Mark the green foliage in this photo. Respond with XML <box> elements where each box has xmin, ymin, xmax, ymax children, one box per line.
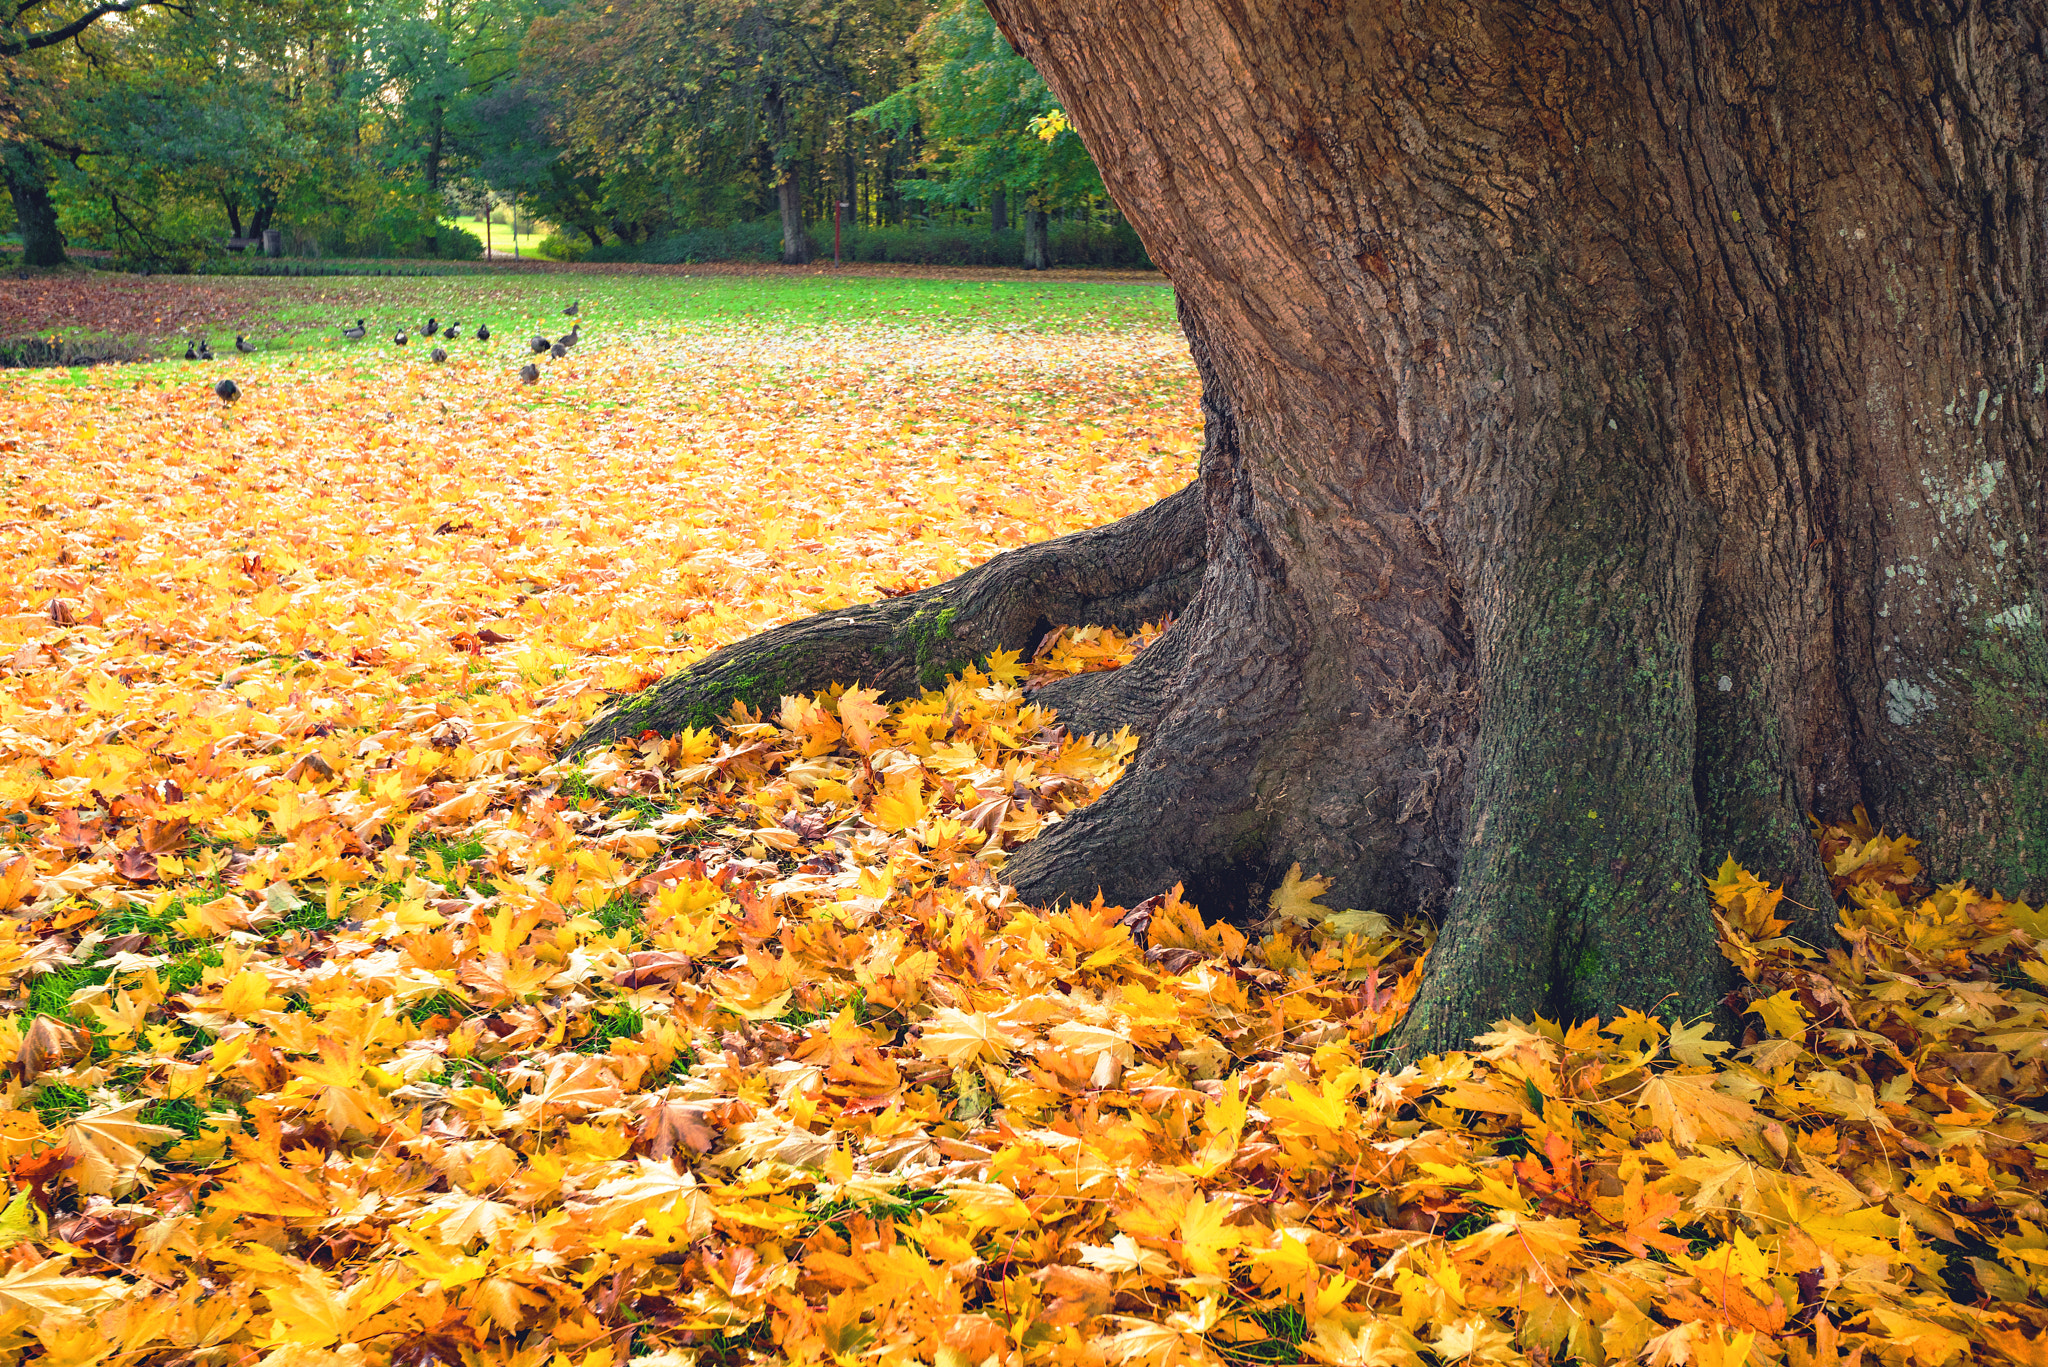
<box><xmin>860</xmin><ymin>0</ymin><xmax>1104</xmax><ymax>214</ymax></box>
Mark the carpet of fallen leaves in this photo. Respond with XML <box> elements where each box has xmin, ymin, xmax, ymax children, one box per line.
<box><xmin>4</xmin><ymin>315</ymin><xmax>2048</xmax><ymax>1366</ymax></box>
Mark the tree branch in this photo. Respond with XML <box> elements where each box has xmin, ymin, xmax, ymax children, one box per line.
<box><xmin>0</xmin><ymin>0</ymin><xmax>154</xmax><ymax>55</ymax></box>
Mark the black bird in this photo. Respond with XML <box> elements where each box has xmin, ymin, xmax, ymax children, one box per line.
<box><xmin>518</xmin><ymin>362</ymin><xmax>540</xmax><ymax>384</ymax></box>
<box><xmin>184</xmin><ymin>342</ymin><xmax>198</xmax><ymax>361</ymax></box>
<box><xmin>529</xmin><ymin>335</ymin><xmax>550</xmax><ymax>355</ymax></box>
<box><xmin>563</xmin><ymin>299</ymin><xmax>580</xmax><ymax>317</ymax></box>
<box><xmin>395</xmin><ymin>330</ymin><xmax>409</xmax><ymax>347</ymax></box>
<box><xmin>475</xmin><ymin>323</ymin><xmax>490</xmax><ymax>342</ymax></box>
<box><xmin>442</xmin><ymin>323</ymin><xmax>459</xmax><ymax>340</ymax></box>
<box><xmin>549</xmin><ymin>341</ymin><xmax>569</xmax><ymax>360</ymax></box>
<box><xmin>424</xmin><ymin>317</ymin><xmax>438</xmax><ymax>337</ymax></box>
<box><xmin>431</xmin><ymin>346</ymin><xmax>448</xmax><ymax>363</ymax></box>
<box><xmin>560</xmin><ymin>325</ymin><xmax>580</xmax><ymax>348</ymax></box>
<box><xmin>214</xmin><ymin>378</ymin><xmax>239</xmax><ymax>403</ymax></box>
<box><xmin>342</xmin><ymin>319</ymin><xmax>367</xmax><ymax>341</ymax></box>
<box><xmin>197</xmin><ymin>338</ymin><xmax>214</xmax><ymax>360</ymax></box>
<box><xmin>235</xmin><ymin>334</ymin><xmax>256</xmax><ymax>353</ymax></box>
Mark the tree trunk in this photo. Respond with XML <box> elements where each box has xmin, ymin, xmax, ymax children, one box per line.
<box><xmin>777</xmin><ymin>171</ymin><xmax>813</xmax><ymax>265</ymax></box>
<box><xmin>991</xmin><ymin>188</ymin><xmax>1008</xmax><ymax>233</ymax></box>
<box><xmin>1021</xmin><ymin>205</ymin><xmax>1048</xmax><ymax>269</ymax></box>
<box><xmin>2</xmin><ymin>142</ymin><xmax>66</xmax><ymax>268</ymax></box>
<box><xmin>764</xmin><ymin>84</ymin><xmax>812</xmax><ymax>266</ymax></box>
<box><xmin>598</xmin><ymin>1</ymin><xmax>2048</xmax><ymax>1058</ymax></box>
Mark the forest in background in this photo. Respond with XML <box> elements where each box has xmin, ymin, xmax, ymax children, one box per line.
<box><xmin>0</xmin><ymin>0</ymin><xmax>1149</xmax><ymax>271</ymax></box>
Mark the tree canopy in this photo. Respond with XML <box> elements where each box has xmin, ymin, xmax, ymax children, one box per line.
<box><xmin>0</xmin><ymin>0</ymin><xmax>1141</xmax><ymax>268</ymax></box>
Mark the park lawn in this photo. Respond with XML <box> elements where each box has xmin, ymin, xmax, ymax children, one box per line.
<box><xmin>0</xmin><ymin>276</ymin><xmax>2044</xmax><ymax>1363</ymax></box>
<box><xmin>0</xmin><ymin>266</ymin><xmax>1178</xmax><ymax>366</ymax></box>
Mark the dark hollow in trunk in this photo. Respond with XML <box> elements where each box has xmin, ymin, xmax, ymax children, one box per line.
<box><xmin>2</xmin><ymin>143</ymin><xmax>66</xmax><ymax>268</ymax></box>
<box><xmin>1021</xmin><ymin>207</ymin><xmax>1049</xmax><ymax>270</ymax></box>
<box><xmin>584</xmin><ymin>1</ymin><xmax>2048</xmax><ymax>1059</ymax></box>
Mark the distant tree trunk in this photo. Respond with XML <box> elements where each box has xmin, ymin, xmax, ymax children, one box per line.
<box><xmin>424</xmin><ymin>105</ymin><xmax>444</xmax><ymax>256</ymax></box>
<box><xmin>1021</xmin><ymin>203</ymin><xmax>1048</xmax><ymax>269</ymax></box>
<box><xmin>222</xmin><ymin>192</ymin><xmax>245</xmax><ymax>240</ymax></box>
<box><xmin>777</xmin><ymin>171</ymin><xmax>814</xmax><ymax>264</ymax></box>
<box><xmin>762</xmin><ymin>84</ymin><xmax>812</xmax><ymax>265</ymax></box>
<box><xmin>2</xmin><ymin>142</ymin><xmax>66</xmax><ymax>267</ymax></box>
<box><xmin>249</xmin><ymin>186</ymin><xmax>278</xmax><ymax>239</ymax></box>
<box><xmin>991</xmin><ymin>188</ymin><xmax>1008</xmax><ymax>233</ymax></box>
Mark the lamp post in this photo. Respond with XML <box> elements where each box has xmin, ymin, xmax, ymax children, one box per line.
<box><xmin>835</xmin><ymin>201</ymin><xmax>849</xmax><ymax>266</ymax></box>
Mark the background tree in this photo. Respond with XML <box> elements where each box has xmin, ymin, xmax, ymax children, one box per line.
<box><xmin>582</xmin><ymin>0</ymin><xmax>2048</xmax><ymax>1057</ymax></box>
<box><xmin>859</xmin><ymin>0</ymin><xmax>1100</xmax><ymax>268</ymax></box>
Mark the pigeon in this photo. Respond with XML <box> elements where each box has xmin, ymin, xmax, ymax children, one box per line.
<box><xmin>519</xmin><ymin>362</ymin><xmax>540</xmax><ymax>384</ymax></box>
<box><xmin>342</xmin><ymin>319</ymin><xmax>367</xmax><ymax>341</ymax></box>
<box><xmin>442</xmin><ymin>323</ymin><xmax>458</xmax><ymax>340</ymax></box>
<box><xmin>184</xmin><ymin>342</ymin><xmax>197</xmax><ymax>361</ymax></box>
<box><xmin>563</xmin><ymin>299</ymin><xmax>580</xmax><ymax>317</ymax></box>
<box><xmin>214</xmin><ymin>378</ymin><xmax>239</xmax><ymax>403</ymax></box>
<box><xmin>529</xmin><ymin>335</ymin><xmax>550</xmax><ymax>355</ymax></box>
<box><xmin>550</xmin><ymin>341</ymin><xmax>569</xmax><ymax>359</ymax></box>
<box><xmin>235</xmin><ymin>334</ymin><xmax>256</xmax><ymax>353</ymax></box>
<box><xmin>475</xmin><ymin>323</ymin><xmax>490</xmax><ymax>341</ymax></box>
<box><xmin>394</xmin><ymin>330</ymin><xmax>409</xmax><ymax>346</ymax></box>
<box><xmin>423</xmin><ymin>317</ymin><xmax>438</xmax><ymax>337</ymax></box>
<box><xmin>431</xmin><ymin>346</ymin><xmax>448</xmax><ymax>363</ymax></box>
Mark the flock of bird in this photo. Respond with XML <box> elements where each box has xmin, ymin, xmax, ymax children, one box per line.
<box><xmin>192</xmin><ymin>298</ymin><xmax>585</xmax><ymax>403</ymax></box>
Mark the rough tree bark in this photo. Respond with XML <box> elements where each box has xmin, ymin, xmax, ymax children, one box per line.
<box><xmin>583</xmin><ymin>1</ymin><xmax>2048</xmax><ymax>1057</ymax></box>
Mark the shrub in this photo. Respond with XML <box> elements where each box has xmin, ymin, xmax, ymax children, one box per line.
<box><xmin>537</xmin><ymin>232</ymin><xmax>590</xmax><ymax>263</ymax></box>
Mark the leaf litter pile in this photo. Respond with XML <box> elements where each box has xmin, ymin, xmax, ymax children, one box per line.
<box><xmin>3</xmin><ymin>314</ymin><xmax>2048</xmax><ymax>1365</ymax></box>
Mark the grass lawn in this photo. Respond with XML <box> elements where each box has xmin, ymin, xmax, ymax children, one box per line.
<box><xmin>0</xmin><ymin>265</ymin><xmax>1179</xmax><ymax>367</ymax></box>
<box><xmin>447</xmin><ymin>213</ymin><xmax>552</xmax><ymax>258</ymax></box>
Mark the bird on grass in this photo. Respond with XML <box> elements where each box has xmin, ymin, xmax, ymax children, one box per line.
<box><xmin>424</xmin><ymin>316</ymin><xmax>438</xmax><ymax>337</ymax></box>
<box><xmin>563</xmin><ymin>299</ymin><xmax>580</xmax><ymax>317</ymax></box>
<box><xmin>549</xmin><ymin>340</ymin><xmax>569</xmax><ymax>360</ymax></box>
<box><xmin>183</xmin><ymin>341</ymin><xmax>198</xmax><ymax>361</ymax></box>
<box><xmin>529</xmin><ymin>334</ymin><xmax>550</xmax><ymax>355</ymax></box>
<box><xmin>475</xmin><ymin>323</ymin><xmax>490</xmax><ymax>342</ymax></box>
<box><xmin>442</xmin><ymin>322</ymin><xmax>459</xmax><ymax>340</ymax></box>
<box><xmin>214</xmin><ymin>378</ymin><xmax>239</xmax><ymax>403</ymax></box>
<box><xmin>560</xmin><ymin>324</ymin><xmax>580</xmax><ymax>348</ymax></box>
<box><xmin>519</xmin><ymin>362</ymin><xmax>540</xmax><ymax>384</ymax></box>
<box><xmin>394</xmin><ymin>329</ymin><xmax>409</xmax><ymax>347</ymax></box>
<box><xmin>431</xmin><ymin>346</ymin><xmax>448</xmax><ymax>363</ymax></box>
<box><xmin>235</xmin><ymin>334</ymin><xmax>256</xmax><ymax>353</ymax></box>
<box><xmin>196</xmin><ymin>338</ymin><xmax>214</xmax><ymax>360</ymax></box>
<box><xmin>342</xmin><ymin>319</ymin><xmax>367</xmax><ymax>341</ymax></box>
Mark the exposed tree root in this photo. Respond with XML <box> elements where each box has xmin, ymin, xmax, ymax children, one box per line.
<box><xmin>571</xmin><ymin>481</ymin><xmax>1205</xmax><ymax>755</ymax></box>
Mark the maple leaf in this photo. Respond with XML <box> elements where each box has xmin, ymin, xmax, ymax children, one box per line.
<box><xmin>916</xmin><ymin>1008</ymin><xmax>1027</xmax><ymax>1066</ymax></box>
<box><xmin>0</xmin><ymin>1259</ymin><xmax>122</xmax><ymax>1316</ymax></box>
<box><xmin>63</xmin><ymin>1099</ymin><xmax>180</xmax><ymax>1197</ymax></box>
<box><xmin>836</xmin><ymin>686</ymin><xmax>889</xmax><ymax>754</ymax></box>
<box><xmin>1268</xmin><ymin>863</ymin><xmax>1334</xmax><ymax>922</ymax></box>
<box><xmin>1640</xmin><ymin>1072</ymin><xmax>1764</xmax><ymax>1152</ymax></box>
